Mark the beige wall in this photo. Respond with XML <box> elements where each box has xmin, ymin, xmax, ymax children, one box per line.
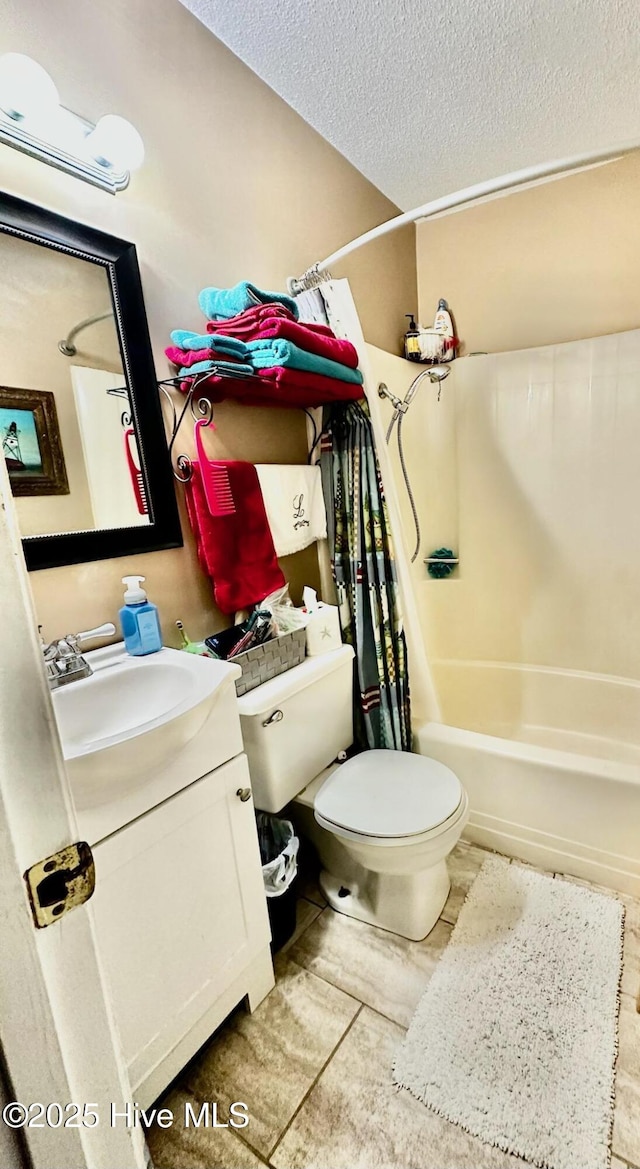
<box><xmin>0</xmin><ymin>234</ymin><xmax>122</xmax><ymax>535</ymax></box>
<box><xmin>0</xmin><ymin>0</ymin><xmax>416</xmax><ymax>643</ymax></box>
<box><xmin>417</xmin><ymin>153</ymin><xmax>640</xmax><ymax>354</ymax></box>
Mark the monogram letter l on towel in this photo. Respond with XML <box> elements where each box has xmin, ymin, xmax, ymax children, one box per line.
<box><xmin>255</xmin><ymin>464</ymin><xmax>327</xmax><ymax>557</ymax></box>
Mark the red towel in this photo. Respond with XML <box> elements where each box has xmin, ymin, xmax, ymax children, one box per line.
<box><xmin>205</xmin><ymin>303</ymin><xmax>294</xmax><ymax>335</ymax></box>
<box><xmin>205</xmin><ymin>303</ymin><xmax>335</xmax><ymax>339</ymax></box>
<box><xmin>179</xmin><ymin>367</ymin><xmax>364</xmax><ymax>408</ymax></box>
<box><xmin>252</xmin><ymin>318</ymin><xmax>359</xmax><ymax>368</ymax></box>
<box><xmin>184</xmin><ymin>461</ymin><xmax>285</xmax><ymax>614</ymax></box>
<box><xmin>256</xmin><ymin>366</ymin><xmax>364</xmax><ymax>403</ymax></box>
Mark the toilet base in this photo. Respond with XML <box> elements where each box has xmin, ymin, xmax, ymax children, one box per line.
<box><xmin>319</xmin><ymin>859</ymin><xmax>450</xmax><ymax>941</ymax></box>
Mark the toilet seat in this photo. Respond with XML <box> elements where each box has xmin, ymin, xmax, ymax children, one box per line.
<box><xmin>313</xmin><ymin>749</ymin><xmax>463</xmax><ymax>845</ymax></box>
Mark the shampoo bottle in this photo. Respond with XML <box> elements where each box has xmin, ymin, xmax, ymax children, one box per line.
<box><xmin>433</xmin><ymin>298</ymin><xmax>458</xmax><ymax>361</ymax></box>
<box><xmin>119</xmin><ymin>576</ymin><xmax>162</xmax><ymax>656</ymax></box>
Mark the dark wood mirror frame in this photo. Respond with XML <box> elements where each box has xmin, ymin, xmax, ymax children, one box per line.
<box><xmin>0</xmin><ymin>192</ymin><xmax>183</xmax><ymax>571</ymax></box>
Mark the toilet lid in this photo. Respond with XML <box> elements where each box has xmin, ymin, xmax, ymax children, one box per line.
<box><xmin>314</xmin><ymin>750</ymin><xmax>462</xmax><ymax>839</ymax></box>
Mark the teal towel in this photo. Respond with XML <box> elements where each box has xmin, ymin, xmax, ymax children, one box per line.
<box><xmin>170</xmin><ymin>330</ymin><xmax>248</xmax><ymax>357</ymax></box>
<box><xmin>246</xmin><ymin>338</ymin><xmax>363</xmax><ymax>385</ymax></box>
<box><xmin>198</xmin><ymin>281</ymin><xmax>299</xmax><ymax>321</ymax></box>
<box><xmin>178</xmin><ymin>359</ymin><xmax>254</xmax><ymax>377</ymax></box>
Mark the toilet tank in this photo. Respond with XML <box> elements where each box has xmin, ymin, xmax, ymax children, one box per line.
<box><xmin>237</xmin><ymin>645</ymin><xmax>354</xmax><ymax>812</ymax></box>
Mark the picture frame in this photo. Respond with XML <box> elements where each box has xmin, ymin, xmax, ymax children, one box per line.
<box><xmin>0</xmin><ymin>386</ymin><xmax>69</xmax><ymax>497</ymax></box>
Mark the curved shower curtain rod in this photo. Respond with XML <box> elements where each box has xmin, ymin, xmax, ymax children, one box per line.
<box><xmin>287</xmin><ymin>140</ymin><xmax>640</xmax><ymax>294</ymax></box>
<box><xmin>58</xmin><ymin>309</ymin><xmax>114</xmax><ymax>356</ymax></box>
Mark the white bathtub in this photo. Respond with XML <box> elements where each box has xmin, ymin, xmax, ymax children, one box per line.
<box><xmin>415</xmin><ymin>660</ymin><xmax>640</xmax><ymax>896</ymax></box>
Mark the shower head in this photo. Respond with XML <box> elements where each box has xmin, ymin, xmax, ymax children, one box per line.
<box><xmin>379</xmin><ymin>363</ymin><xmax>453</xmax><ymax>419</ymax></box>
<box><xmin>426</xmin><ymin>364</ymin><xmax>451</xmax><ymax>384</ymax></box>
<box><xmin>404</xmin><ymin>363</ymin><xmax>451</xmax><ymax>407</ymax></box>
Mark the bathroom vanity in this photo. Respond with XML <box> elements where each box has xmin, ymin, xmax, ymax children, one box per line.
<box><xmin>54</xmin><ymin>644</ymin><xmax>274</xmax><ymax>1108</ymax></box>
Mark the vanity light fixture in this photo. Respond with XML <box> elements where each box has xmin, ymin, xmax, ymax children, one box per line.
<box><xmin>0</xmin><ymin>53</ymin><xmax>144</xmax><ymax>194</ymax></box>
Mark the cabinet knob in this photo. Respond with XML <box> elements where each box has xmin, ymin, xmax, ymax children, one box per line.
<box><xmin>236</xmin><ymin>787</ymin><xmax>252</xmax><ymax>802</ymax></box>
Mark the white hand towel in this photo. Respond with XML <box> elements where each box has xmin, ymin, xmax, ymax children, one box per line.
<box><xmin>255</xmin><ymin>464</ymin><xmax>327</xmax><ymax>557</ymax></box>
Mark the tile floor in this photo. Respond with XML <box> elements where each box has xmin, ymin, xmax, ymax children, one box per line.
<box><xmin>148</xmin><ymin>841</ymin><xmax>640</xmax><ymax>1169</ymax></box>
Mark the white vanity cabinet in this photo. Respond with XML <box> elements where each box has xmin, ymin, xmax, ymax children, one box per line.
<box><xmin>92</xmin><ymin>752</ymin><xmax>274</xmax><ymax>1108</ymax></box>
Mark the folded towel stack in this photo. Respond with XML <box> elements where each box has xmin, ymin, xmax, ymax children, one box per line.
<box><xmin>166</xmin><ymin>280</ymin><xmax>364</xmax><ymax>408</ymax></box>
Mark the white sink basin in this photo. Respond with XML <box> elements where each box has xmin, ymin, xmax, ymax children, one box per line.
<box><xmin>52</xmin><ymin>644</ymin><xmax>242</xmax><ymax>817</ymax></box>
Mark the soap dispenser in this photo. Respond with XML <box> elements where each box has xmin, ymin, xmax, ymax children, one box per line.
<box><xmin>403</xmin><ymin>314</ymin><xmax>422</xmax><ymax>362</ymax></box>
<box><xmin>119</xmin><ymin>576</ymin><xmax>162</xmax><ymax>656</ymax></box>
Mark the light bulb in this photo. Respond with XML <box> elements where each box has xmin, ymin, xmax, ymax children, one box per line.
<box><xmin>84</xmin><ymin>114</ymin><xmax>144</xmax><ymax>173</ymax></box>
<box><xmin>0</xmin><ymin>53</ymin><xmax>59</xmax><ymax>121</ymax></box>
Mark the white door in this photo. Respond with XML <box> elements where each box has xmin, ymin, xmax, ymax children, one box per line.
<box><xmin>0</xmin><ymin>456</ymin><xmax>148</xmax><ymax>1169</ymax></box>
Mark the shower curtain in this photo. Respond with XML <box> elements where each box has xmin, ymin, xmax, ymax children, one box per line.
<box><xmin>320</xmin><ymin>399</ymin><xmax>411</xmax><ymax>751</ymax></box>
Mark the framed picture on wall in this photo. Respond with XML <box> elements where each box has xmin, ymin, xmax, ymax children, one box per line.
<box><xmin>0</xmin><ymin>386</ymin><xmax>69</xmax><ymax>497</ymax></box>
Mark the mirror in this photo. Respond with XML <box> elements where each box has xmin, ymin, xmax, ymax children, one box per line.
<box><xmin>0</xmin><ymin>192</ymin><xmax>182</xmax><ymax>570</ymax></box>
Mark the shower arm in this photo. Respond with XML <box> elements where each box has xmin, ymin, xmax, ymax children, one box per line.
<box><xmin>58</xmin><ymin>310</ymin><xmax>114</xmax><ymax>356</ymax></box>
<box><xmin>287</xmin><ymin>141</ymin><xmax>638</xmax><ymax>292</ymax></box>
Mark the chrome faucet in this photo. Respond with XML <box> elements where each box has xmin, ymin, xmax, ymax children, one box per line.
<box><xmin>41</xmin><ymin>623</ymin><xmax>116</xmax><ymax>690</ymax></box>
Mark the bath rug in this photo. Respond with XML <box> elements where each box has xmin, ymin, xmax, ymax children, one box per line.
<box><xmin>393</xmin><ymin>856</ymin><xmax>624</xmax><ymax>1169</ymax></box>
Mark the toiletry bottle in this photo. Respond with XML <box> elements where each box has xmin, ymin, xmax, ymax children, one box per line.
<box><xmin>119</xmin><ymin>576</ymin><xmax>162</xmax><ymax>656</ymax></box>
<box><xmin>433</xmin><ymin>299</ymin><xmax>458</xmax><ymax>361</ymax></box>
<box><xmin>404</xmin><ymin>314</ymin><xmax>422</xmax><ymax>362</ymax></box>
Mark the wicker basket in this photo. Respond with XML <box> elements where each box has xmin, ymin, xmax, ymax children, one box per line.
<box><xmin>233</xmin><ymin>627</ymin><xmax>306</xmax><ymax>696</ymax></box>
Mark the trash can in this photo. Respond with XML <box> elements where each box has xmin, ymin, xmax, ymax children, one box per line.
<box><xmin>256</xmin><ymin>813</ymin><xmax>300</xmax><ymax>953</ymax></box>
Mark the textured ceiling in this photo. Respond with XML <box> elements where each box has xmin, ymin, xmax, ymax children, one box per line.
<box><xmin>179</xmin><ymin>0</ymin><xmax>640</xmax><ymax>211</ymax></box>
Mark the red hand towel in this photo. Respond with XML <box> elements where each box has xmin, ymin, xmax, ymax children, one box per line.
<box><xmin>253</xmin><ymin>318</ymin><xmax>359</xmax><ymax>368</ymax></box>
<box><xmin>184</xmin><ymin>461</ymin><xmax>285</xmax><ymax>614</ymax></box>
<box><xmin>205</xmin><ymin>304</ymin><xmax>295</xmax><ymax>335</ymax></box>
<box><xmin>205</xmin><ymin>304</ymin><xmax>335</xmax><ymax>339</ymax></box>
<box><xmin>256</xmin><ymin>365</ymin><xmax>365</xmax><ymax>403</ymax></box>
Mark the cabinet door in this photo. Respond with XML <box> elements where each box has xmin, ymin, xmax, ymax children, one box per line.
<box><xmin>92</xmin><ymin>754</ymin><xmax>271</xmax><ymax>1099</ymax></box>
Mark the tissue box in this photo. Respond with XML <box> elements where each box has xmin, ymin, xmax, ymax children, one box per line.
<box><xmin>305</xmin><ymin>603</ymin><xmax>342</xmax><ymax>656</ymax></box>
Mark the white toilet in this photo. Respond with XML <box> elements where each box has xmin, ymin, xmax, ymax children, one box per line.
<box><xmin>237</xmin><ymin>644</ymin><xmax>469</xmax><ymax>940</ymax></box>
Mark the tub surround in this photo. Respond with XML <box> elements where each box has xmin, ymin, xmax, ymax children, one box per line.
<box><xmin>422</xmin><ymin>650</ymin><xmax>640</xmax><ymax>899</ymax></box>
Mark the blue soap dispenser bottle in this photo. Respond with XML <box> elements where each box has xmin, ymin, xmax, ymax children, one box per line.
<box><xmin>119</xmin><ymin>575</ymin><xmax>162</xmax><ymax>656</ymax></box>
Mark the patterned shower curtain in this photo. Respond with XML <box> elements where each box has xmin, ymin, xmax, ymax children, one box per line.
<box><xmin>320</xmin><ymin>399</ymin><xmax>411</xmax><ymax>751</ymax></box>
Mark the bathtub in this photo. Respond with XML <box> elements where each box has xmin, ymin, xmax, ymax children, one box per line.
<box><xmin>415</xmin><ymin>660</ymin><xmax>640</xmax><ymax>896</ymax></box>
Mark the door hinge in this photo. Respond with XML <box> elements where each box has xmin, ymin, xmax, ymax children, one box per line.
<box><xmin>24</xmin><ymin>841</ymin><xmax>95</xmax><ymax>929</ymax></box>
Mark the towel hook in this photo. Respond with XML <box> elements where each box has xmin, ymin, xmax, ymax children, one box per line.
<box><xmin>162</xmin><ymin>358</ymin><xmax>268</xmax><ymax>480</ymax></box>
<box><xmin>105</xmin><ymin>362</ymin><xmax>265</xmax><ymax>485</ymax></box>
<box><xmin>161</xmin><ymin>369</ymin><xmax>218</xmax><ymax>483</ymax></box>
